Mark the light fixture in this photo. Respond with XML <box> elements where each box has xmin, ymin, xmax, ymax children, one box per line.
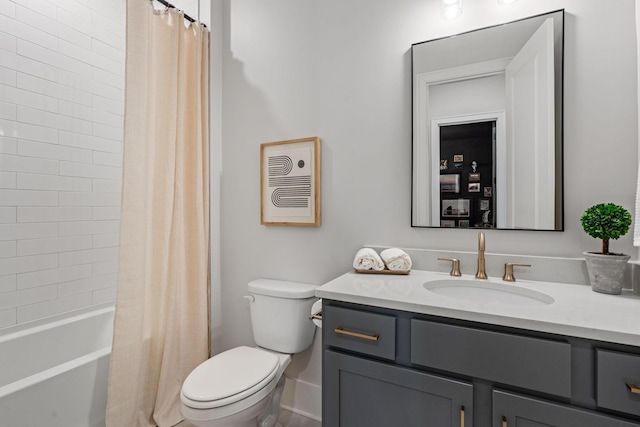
<box><xmin>440</xmin><ymin>0</ymin><xmax>462</xmax><ymax>20</ymax></box>
<box><xmin>497</xmin><ymin>0</ymin><xmax>519</xmax><ymax>4</ymax></box>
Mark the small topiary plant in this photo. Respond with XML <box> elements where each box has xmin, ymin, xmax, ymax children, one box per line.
<box><xmin>580</xmin><ymin>203</ymin><xmax>632</xmax><ymax>255</ymax></box>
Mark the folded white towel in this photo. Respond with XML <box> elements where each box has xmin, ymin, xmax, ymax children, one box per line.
<box><xmin>353</xmin><ymin>248</ymin><xmax>385</xmax><ymax>271</ymax></box>
<box><xmin>380</xmin><ymin>248</ymin><xmax>412</xmax><ymax>271</ymax></box>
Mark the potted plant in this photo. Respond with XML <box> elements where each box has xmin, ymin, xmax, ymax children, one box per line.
<box><xmin>580</xmin><ymin>203</ymin><xmax>632</xmax><ymax>294</ymax></box>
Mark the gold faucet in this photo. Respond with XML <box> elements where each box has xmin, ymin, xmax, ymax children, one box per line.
<box><xmin>503</xmin><ymin>263</ymin><xmax>531</xmax><ymax>282</ymax></box>
<box><xmin>438</xmin><ymin>257</ymin><xmax>462</xmax><ymax>277</ymax></box>
<box><xmin>475</xmin><ymin>232</ymin><xmax>488</xmax><ymax>279</ymax></box>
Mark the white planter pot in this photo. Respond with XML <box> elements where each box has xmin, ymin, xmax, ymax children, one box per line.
<box><xmin>583</xmin><ymin>251</ymin><xmax>630</xmax><ymax>295</ymax></box>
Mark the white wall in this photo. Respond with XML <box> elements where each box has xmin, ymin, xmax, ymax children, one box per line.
<box><xmin>218</xmin><ymin>0</ymin><xmax>638</xmax><ymax>419</ymax></box>
<box><xmin>0</xmin><ymin>0</ymin><xmax>124</xmax><ymax>328</ymax></box>
<box><xmin>429</xmin><ymin>74</ymin><xmax>506</xmax><ymax>118</ymax></box>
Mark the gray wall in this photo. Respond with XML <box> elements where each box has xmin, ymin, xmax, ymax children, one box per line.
<box><xmin>216</xmin><ymin>0</ymin><xmax>638</xmax><ymax>417</ymax></box>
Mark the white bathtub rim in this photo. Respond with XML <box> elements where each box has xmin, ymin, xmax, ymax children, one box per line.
<box><xmin>0</xmin><ymin>346</ymin><xmax>111</xmax><ymax>399</ymax></box>
<box><xmin>0</xmin><ymin>303</ymin><xmax>115</xmax><ymax>342</ymax></box>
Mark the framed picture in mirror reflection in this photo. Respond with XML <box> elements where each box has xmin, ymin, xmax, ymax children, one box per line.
<box><xmin>440</xmin><ymin>174</ymin><xmax>460</xmax><ymax>193</ymax></box>
<box><xmin>442</xmin><ymin>199</ymin><xmax>470</xmax><ymax>218</ymax></box>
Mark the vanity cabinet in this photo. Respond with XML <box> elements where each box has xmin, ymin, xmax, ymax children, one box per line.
<box><xmin>324</xmin><ymin>350</ymin><xmax>472</xmax><ymax>426</ymax></box>
<box><xmin>596</xmin><ymin>349</ymin><xmax>640</xmax><ymax>418</ymax></box>
<box><xmin>322</xmin><ymin>300</ymin><xmax>640</xmax><ymax>427</ymax></box>
<box><xmin>493</xmin><ymin>390</ymin><xmax>640</xmax><ymax>427</ymax></box>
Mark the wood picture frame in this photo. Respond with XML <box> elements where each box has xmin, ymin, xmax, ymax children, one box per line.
<box><xmin>260</xmin><ymin>137</ymin><xmax>321</xmax><ymax>226</ymax></box>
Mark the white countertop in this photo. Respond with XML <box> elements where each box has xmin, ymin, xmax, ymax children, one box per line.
<box><xmin>315</xmin><ymin>270</ymin><xmax>640</xmax><ymax>347</ymax></box>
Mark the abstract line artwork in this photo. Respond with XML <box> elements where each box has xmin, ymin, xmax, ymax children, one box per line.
<box><xmin>261</xmin><ymin>137</ymin><xmax>321</xmax><ymax>226</ymax></box>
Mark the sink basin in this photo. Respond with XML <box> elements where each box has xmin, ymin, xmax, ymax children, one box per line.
<box><xmin>423</xmin><ymin>279</ymin><xmax>554</xmax><ymax>307</ymax></box>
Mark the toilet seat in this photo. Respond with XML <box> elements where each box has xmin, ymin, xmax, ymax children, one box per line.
<box><xmin>181</xmin><ymin>346</ymin><xmax>279</xmax><ymax>410</ymax></box>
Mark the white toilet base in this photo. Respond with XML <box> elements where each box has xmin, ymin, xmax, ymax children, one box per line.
<box><xmin>257</xmin><ymin>376</ymin><xmax>285</xmax><ymax>427</ymax></box>
<box><xmin>182</xmin><ymin>358</ymin><xmax>289</xmax><ymax>427</ymax></box>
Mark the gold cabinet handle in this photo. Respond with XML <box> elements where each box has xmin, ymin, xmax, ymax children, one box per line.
<box><xmin>334</xmin><ymin>327</ymin><xmax>379</xmax><ymax>341</ymax></box>
<box><xmin>626</xmin><ymin>383</ymin><xmax>640</xmax><ymax>394</ymax></box>
<box><xmin>460</xmin><ymin>406</ymin><xmax>465</xmax><ymax>427</ymax></box>
<box><xmin>502</xmin><ymin>416</ymin><xmax>507</xmax><ymax>427</ymax></box>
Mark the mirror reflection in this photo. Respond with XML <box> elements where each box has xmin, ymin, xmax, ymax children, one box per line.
<box><xmin>411</xmin><ymin>10</ymin><xmax>564</xmax><ymax>230</ymax></box>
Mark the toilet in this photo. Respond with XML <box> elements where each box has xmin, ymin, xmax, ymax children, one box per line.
<box><xmin>181</xmin><ymin>279</ymin><xmax>318</xmax><ymax>427</ymax></box>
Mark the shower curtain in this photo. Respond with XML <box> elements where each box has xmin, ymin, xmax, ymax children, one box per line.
<box><xmin>106</xmin><ymin>1</ymin><xmax>210</xmax><ymax>426</ymax></box>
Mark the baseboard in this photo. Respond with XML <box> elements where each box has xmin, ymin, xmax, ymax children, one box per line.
<box><xmin>280</xmin><ymin>376</ymin><xmax>322</xmax><ymax>422</ymax></box>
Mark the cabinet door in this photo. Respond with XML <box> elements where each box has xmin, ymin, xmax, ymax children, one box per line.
<box><xmin>324</xmin><ymin>350</ymin><xmax>472</xmax><ymax>427</ymax></box>
<box><xmin>494</xmin><ymin>390</ymin><xmax>640</xmax><ymax>427</ymax></box>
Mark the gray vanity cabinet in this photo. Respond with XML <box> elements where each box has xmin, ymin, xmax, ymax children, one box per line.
<box><xmin>322</xmin><ymin>300</ymin><xmax>640</xmax><ymax>427</ymax></box>
<box><xmin>322</xmin><ymin>303</ymin><xmax>472</xmax><ymax>426</ymax></box>
<box><xmin>494</xmin><ymin>390</ymin><xmax>640</xmax><ymax>427</ymax></box>
<box><xmin>324</xmin><ymin>350</ymin><xmax>472</xmax><ymax>426</ymax></box>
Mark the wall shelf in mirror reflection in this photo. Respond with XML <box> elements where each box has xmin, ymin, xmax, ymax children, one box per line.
<box><xmin>411</xmin><ymin>10</ymin><xmax>564</xmax><ymax>231</ymax></box>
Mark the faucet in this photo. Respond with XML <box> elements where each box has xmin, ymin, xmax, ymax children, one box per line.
<box><xmin>475</xmin><ymin>232</ymin><xmax>488</xmax><ymax>279</ymax></box>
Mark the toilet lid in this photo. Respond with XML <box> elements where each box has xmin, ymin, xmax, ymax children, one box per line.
<box><xmin>182</xmin><ymin>346</ymin><xmax>279</xmax><ymax>405</ymax></box>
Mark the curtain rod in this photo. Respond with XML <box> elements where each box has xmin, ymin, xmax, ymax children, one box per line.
<box><xmin>154</xmin><ymin>0</ymin><xmax>205</xmax><ymax>26</ymax></box>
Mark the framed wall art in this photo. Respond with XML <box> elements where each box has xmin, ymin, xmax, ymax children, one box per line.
<box><xmin>260</xmin><ymin>137</ymin><xmax>321</xmax><ymax>226</ymax></box>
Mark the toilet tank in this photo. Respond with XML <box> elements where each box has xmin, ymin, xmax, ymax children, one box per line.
<box><xmin>248</xmin><ymin>279</ymin><xmax>318</xmax><ymax>354</ymax></box>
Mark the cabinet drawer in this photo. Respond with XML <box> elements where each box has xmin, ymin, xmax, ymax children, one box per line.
<box><xmin>494</xmin><ymin>390</ymin><xmax>640</xmax><ymax>427</ymax></box>
<box><xmin>596</xmin><ymin>349</ymin><xmax>640</xmax><ymax>417</ymax></box>
<box><xmin>323</xmin><ymin>305</ymin><xmax>396</xmax><ymax>360</ymax></box>
<box><xmin>411</xmin><ymin>319</ymin><xmax>571</xmax><ymax>398</ymax></box>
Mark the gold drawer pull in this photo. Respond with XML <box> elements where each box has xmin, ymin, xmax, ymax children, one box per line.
<box><xmin>460</xmin><ymin>406</ymin><xmax>465</xmax><ymax>427</ymax></box>
<box><xmin>502</xmin><ymin>416</ymin><xmax>507</xmax><ymax>427</ymax></box>
<box><xmin>334</xmin><ymin>327</ymin><xmax>379</xmax><ymax>341</ymax></box>
<box><xmin>626</xmin><ymin>383</ymin><xmax>640</xmax><ymax>394</ymax></box>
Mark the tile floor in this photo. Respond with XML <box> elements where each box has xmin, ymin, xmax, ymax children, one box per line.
<box><xmin>176</xmin><ymin>409</ymin><xmax>321</xmax><ymax>427</ymax></box>
<box><xmin>278</xmin><ymin>409</ymin><xmax>322</xmax><ymax>427</ymax></box>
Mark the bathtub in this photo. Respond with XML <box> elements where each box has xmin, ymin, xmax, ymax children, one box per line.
<box><xmin>0</xmin><ymin>305</ymin><xmax>115</xmax><ymax>427</ymax></box>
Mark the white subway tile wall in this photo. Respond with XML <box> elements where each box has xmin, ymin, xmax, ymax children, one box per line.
<box><xmin>0</xmin><ymin>0</ymin><xmax>124</xmax><ymax>328</ymax></box>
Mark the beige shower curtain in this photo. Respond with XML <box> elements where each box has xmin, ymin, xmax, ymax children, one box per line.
<box><xmin>106</xmin><ymin>1</ymin><xmax>210</xmax><ymax>426</ymax></box>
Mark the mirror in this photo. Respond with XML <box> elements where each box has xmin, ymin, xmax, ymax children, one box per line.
<box><xmin>412</xmin><ymin>10</ymin><xmax>564</xmax><ymax>230</ymax></box>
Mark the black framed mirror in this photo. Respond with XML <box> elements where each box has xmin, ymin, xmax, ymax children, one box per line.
<box><xmin>411</xmin><ymin>10</ymin><xmax>564</xmax><ymax>230</ymax></box>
